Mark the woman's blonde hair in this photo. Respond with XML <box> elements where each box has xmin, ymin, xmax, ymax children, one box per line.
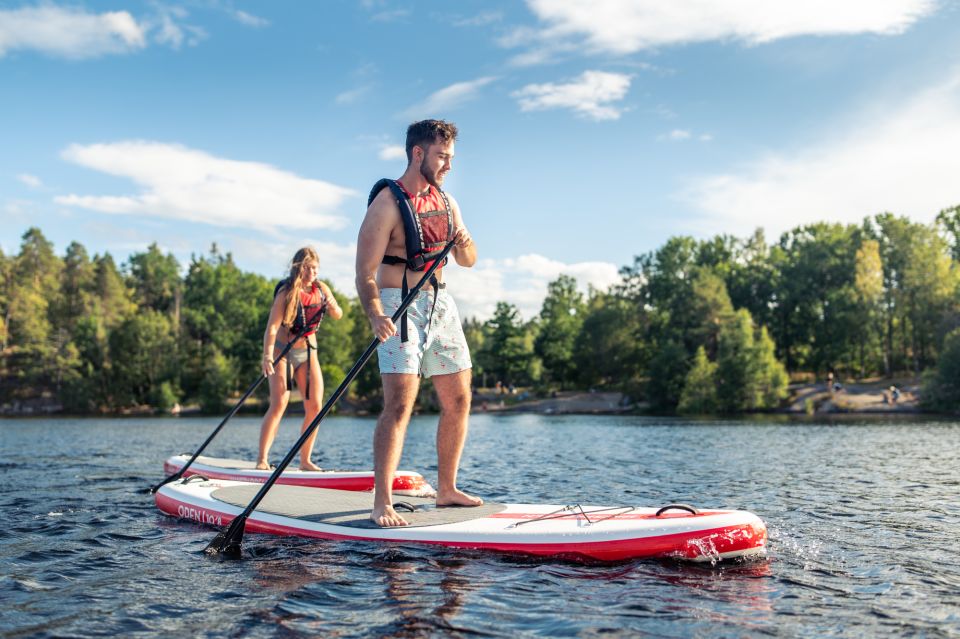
<box><xmin>282</xmin><ymin>247</ymin><xmax>319</xmax><ymax>327</ymax></box>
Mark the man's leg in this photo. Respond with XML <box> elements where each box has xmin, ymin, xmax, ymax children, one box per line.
<box><xmin>431</xmin><ymin>369</ymin><xmax>483</xmax><ymax>507</ymax></box>
<box><xmin>371</xmin><ymin>373</ymin><xmax>420</xmax><ymax>526</ymax></box>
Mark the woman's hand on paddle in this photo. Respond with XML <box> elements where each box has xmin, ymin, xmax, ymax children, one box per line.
<box><xmin>370</xmin><ymin>314</ymin><xmax>397</xmax><ymax>342</ymax></box>
<box><xmin>262</xmin><ymin>354</ymin><xmax>275</xmax><ymax>377</ymax></box>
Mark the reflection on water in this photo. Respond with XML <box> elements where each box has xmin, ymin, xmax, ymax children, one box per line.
<box><xmin>1</xmin><ymin>414</ymin><xmax>959</xmax><ymax>637</ymax></box>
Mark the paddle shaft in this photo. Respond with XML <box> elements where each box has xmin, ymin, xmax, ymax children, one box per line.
<box><xmin>204</xmin><ymin>242</ymin><xmax>455</xmax><ymax>557</ymax></box>
<box><xmin>149</xmin><ymin>303</ymin><xmax>327</xmax><ymax>494</ymax></box>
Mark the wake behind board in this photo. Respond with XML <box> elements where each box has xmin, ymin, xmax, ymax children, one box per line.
<box><xmin>155</xmin><ymin>478</ymin><xmax>767</xmax><ymax>562</ymax></box>
<box><xmin>163</xmin><ymin>454</ymin><xmax>434</xmax><ymax>497</ymax></box>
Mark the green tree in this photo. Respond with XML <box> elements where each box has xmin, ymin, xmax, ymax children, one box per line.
<box><xmin>773</xmin><ymin>223</ymin><xmax>860</xmax><ymax>373</ymax></box>
<box><xmin>479</xmin><ymin>302</ymin><xmax>532</xmax><ymax>385</ymax></box>
<box><xmin>716</xmin><ymin>310</ymin><xmax>788</xmax><ymax>412</ymax></box>
<box><xmin>936</xmin><ymin>204</ymin><xmax>960</xmax><ymax>262</ymax></box>
<box><xmin>921</xmin><ymin>327</ymin><xmax>960</xmax><ymax>411</ymax></box>
<box><xmin>853</xmin><ymin>239</ymin><xmax>885</xmax><ymax>377</ymax></box>
<box><xmin>462</xmin><ymin>317</ymin><xmax>487</xmax><ymax>386</ymax></box>
<box><xmin>900</xmin><ymin>225</ymin><xmax>957</xmax><ymax>371</ymax></box>
<box><xmin>198</xmin><ymin>345</ymin><xmax>235</xmax><ymax>414</ymax></box>
<box><xmin>677</xmin><ymin>346</ymin><xmax>719</xmax><ymax>415</ymax></box>
<box><xmin>573</xmin><ymin>290</ymin><xmax>642</xmax><ymax>390</ymax></box>
<box><xmin>127</xmin><ymin>243</ymin><xmax>182</xmax><ymax>315</ymax></box>
<box><xmin>92</xmin><ymin>253</ymin><xmax>136</xmax><ymax>329</ymax></box>
<box><xmin>687</xmin><ymin>267</ymin><xmax>735</xmax><ymax>359</ymax></box>
<box><xmin>645</xmin><ymin>339</ymin><xmax>689</xmax><ymax>412</ymax></box>
<box><xmin>109</xmin><ymin>309</ymin><xmax>180</xmax><ymax>408</ymax></box>
<box><xmin>60</xmin><ymin>315</ymin><xmax>110</xmax><ymax>412</ymax></box>
<box><xmin>0</xmin><ymin>246</ymin><xmax>9</xmax><ymax>349</ymax></box>
<box><xmin>726</xmin><ymin>229</ymin><xmax>779</xmax><ymax>331</ymax></box>
<box><xmin>345</xmin><ymin>298</ymin><xmax>382</xmax><ymax>403</ymax></box>
<box><xmin>181</xmin><ymin>246</ymin><xmax>273</xmax><ymax>403</ymax></box>
<box><xmin>57</xmin><ymin>241</ymin><xmax>96</xmax><ymax>331</ymax></box>
<box><xmin>3</xmin><ymin>229</ymin><xmax>63</xmax><ymax>394</ymax></box>
<box><xmin>535</xmin><ymin>275</ymin><xmax>585</xmax><ymax>388</ymax></box>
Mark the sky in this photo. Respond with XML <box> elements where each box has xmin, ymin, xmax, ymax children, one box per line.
<box><xmin>2</xmin><ymin>0</ymin><xmax>960</xmax><ymax>320</ymax></box>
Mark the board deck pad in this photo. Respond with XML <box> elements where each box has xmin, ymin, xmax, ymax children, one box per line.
<box><xmin>187</xmin><ymin>455</ymin><xmax>352</xmax><ymax>472</ymax></box>
<box><xmin>212</xmin><ymin>483</ymin><xmax>508</xmax><ymax>529</ymax></box>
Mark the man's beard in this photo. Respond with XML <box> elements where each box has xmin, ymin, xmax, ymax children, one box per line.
<box><xmin>420</xmin><ymin>162</ymin><xmax>444</xmax><ymax>188</ymax></box>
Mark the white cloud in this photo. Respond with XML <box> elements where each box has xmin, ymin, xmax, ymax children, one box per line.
<box><xmin>0</xmin><ymin>5</ymin><xmax>146</xmax><ymax>59</ymax></box>
<box><xmin>379</xmin><ymin>145</ymin><xmax>407</xmax><ymax>161</ymax></box>
<box><xmin>403</xmin><ymin>77</ymin><xmax>497</xmax><ymax>119</ymax></box>
<box><xmin>55</xmin><ymin>141</ymin><xmax>355</xmax><ymax>232</ymax></box>
<box><xmin>518</xmin><ymin>0</ymin><xmax>937</xmax><ymax>58</ymax></box>
<box><xmin>453</xmin><ymin>12</ymin><xmax>503</xmax><ymax>27</ymax></box>
<box><xmin>17</xmin><ymin>173</ymin><xmax>42</xmax><ymax>188</ymax></box>
<box><xmin>336</xmin><ymin>86</ymin><xmax>372</xmax><ymax>105</ymax></box>
<box><xmin>148</xmin><ymin>5</ymin><xmax>206</xmax><ymax>49</ymax></box>
<box><xmin>658</xmin><ymin>129</ymin><xmax>713</xmax><ymax>142</ymax></box>
<box><xmin>512</xmin><ymin>71</ymin><xmax>631</xmax><ymax>121</ymax></box>
<box><xmin>686</xmin><ymin>70</ymin><xmax>960</xmax><ymax>240</ymax></box>
<box><xmin>233</xmin><ymin>10</ymin><xmax>269</xmax><ymax>27</ymax></box>
<box><xmin>445</xmin><ymin>254</ymin><xmax>621</xmax><ymax>320</ymax></box>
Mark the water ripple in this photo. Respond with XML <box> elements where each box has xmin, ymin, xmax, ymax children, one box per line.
<box><xmin>2</xmin><ymin>415</ymin><xmax>960</xmax><ymax>637</ymax></box>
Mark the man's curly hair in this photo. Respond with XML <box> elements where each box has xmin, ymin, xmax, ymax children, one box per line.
<box><xmin>405</xmin><ymin>119</ymin><xmax>458</xmax><ymax>163</ymax></box>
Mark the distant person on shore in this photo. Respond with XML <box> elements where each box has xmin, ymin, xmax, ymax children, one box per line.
<box><xmin>256</xmin><ymin>247</ymin><xmax>343</xmax><ymax>471</ymax></box>
<box><xmin>889</xmin><ymin>386</ymin><xmax>900</xmax><ymax>405</ymax></box>
<box><xmin>356</xmin><ymin>118</ymin><xmax>482</xmax><ymax>527</ymax></box>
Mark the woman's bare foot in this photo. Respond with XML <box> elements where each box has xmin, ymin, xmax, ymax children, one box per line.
<box><xmin>299</xmin><ymin>460</ymin><xmax>323</xmax><ymax>472</ymax></box>
<box><xmin>436</xmin><ymin>488</ymin><xmax>483</xmax><ymax>508</ymax></box>
<box><xmin>255</xmin><ymin>461</ymin><xmax>271</xmax><ymax>470</ymax></box>
<box><xmin>371</xmin><ymin>504</ymin><xmax>409</xmax><ymax>527</ymax></box>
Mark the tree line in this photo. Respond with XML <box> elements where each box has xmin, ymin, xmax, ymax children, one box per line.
<box><xmin>2</xmin><ymin>208</ymin><xmax>959</xmax><ymax>416</ymax></box>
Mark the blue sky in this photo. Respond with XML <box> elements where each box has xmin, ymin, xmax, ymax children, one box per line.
<box><xmin>3</xmin><ymin>0</ymin><xmax>960</xmax><ymax>319</ymax></box>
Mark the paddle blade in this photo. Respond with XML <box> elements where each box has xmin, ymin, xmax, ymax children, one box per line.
<box><xmin>204</xmin><ymin>517</ymin><xmax>245</xmax><ymax>558</ymax></box>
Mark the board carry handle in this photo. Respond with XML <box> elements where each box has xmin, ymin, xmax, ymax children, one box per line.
<box><xmin>148</xmin><ymin>304</ymin><xmax>326</xmax><ymax>495</ymax></box>
<box><xmin>655</xmin><ymin>504</ymin><xmax>700</xmax><ymax>516</ymax></box>
<box><xmin>203</xmin><ymin>241</ymin><xmax>456</xmax><ymax>558</ymax></box>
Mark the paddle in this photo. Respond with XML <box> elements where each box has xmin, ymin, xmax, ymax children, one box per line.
<box><xmin>203</xmin><ymin>241</ymin><xmax>455</xmax><ymax>558</ymax></box>
<box><xmin>148</xmin><ymin>302</ymin><xmax>328</xmax><ymax>494</ymax></box>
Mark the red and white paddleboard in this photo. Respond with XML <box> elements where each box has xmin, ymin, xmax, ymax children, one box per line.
<box><xmin>162</xmin><ymin>454</ymin><xmax>435</xmax><ymax>497</ymax></box>
<box><xmin>155</xmin><ymin>478</ymin><xmax>767</xmax><ymax>562</ymax></box>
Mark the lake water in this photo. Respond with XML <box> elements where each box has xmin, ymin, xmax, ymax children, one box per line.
<box><xmin>2</xmin><ymin>414</ymin><xmax>959</xmax><ymax>637</ymax></box>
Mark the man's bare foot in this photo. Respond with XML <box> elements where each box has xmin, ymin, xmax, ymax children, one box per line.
<box><xmin>436</xmin><ymin>488</ymin><xmax>483</xmax><ymax>508</ymax></box>
<box><xmin>255</xmin><ymin>461</ymin><xmax>270</xmax><ymax>470</ymax></box>
<box><xmin>371</xmin><ymin>504</ymin><xmax>409</xmax><ymax>527</ymax></box>
<box><xmin>300</xmin><ymin>460</ymin><xmax>323</xmax><ymax>472</ymax></box>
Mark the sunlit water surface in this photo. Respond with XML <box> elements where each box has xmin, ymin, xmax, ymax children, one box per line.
<box><xmin>2</xmin><ymin>414</ymin><xmax>959</xmax><ymax>637</ymax></box>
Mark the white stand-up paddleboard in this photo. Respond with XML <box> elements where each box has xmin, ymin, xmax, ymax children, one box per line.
<box><xmin>163</xmin><ymin>455</ymin><xmax>435</xmax><ymax>497</ymax></box>
<box><xmin>155</xmin><ymin>477</ymin><xmax>767</xmax><ymax>562</ymax></box>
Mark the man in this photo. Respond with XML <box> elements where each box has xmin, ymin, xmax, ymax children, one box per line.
<box><xmin>356</xmin><ymin>119</ymin><xmax>482</xmax><ymax>527</ymax></box>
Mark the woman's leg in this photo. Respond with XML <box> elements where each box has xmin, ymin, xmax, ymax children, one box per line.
<box><xmin>294</xmin><ymin>354</ymin><xmax>324</xmax><ymax>471</ymax></box>
<box><xmin>256</xmin><ymin>364</ymin><xmax>290</xmax><ymax>469</ymax></box>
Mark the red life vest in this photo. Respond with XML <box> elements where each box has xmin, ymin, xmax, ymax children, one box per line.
<box><xmin>368</xmin><ymin>178</ymin><xmax>453</xmax><ymax>271</ymax></box>
<box><xmin>271</xmin><ymin>280</ymin><xmax>327</xmax><ymax>399</ymax></box>
<box><xmin>367</xmin><ymin>178</ymin><xmax>454</xmax><ymax>343</ymax></box>
<box><xmin>273</xmin><ymin>280</ymin><xmax>327</xmax><ymax>337</ymax></box>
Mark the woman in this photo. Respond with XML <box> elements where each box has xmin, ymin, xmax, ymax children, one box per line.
<box><xmin>257</xmin><ymin>247</ymin><xmax>343</xmax><ymax>470</ymax></box>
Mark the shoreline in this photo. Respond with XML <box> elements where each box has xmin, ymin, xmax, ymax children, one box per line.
<box><xmin>1</xmin><ymin>379</ymin><xmax>948</xmax><ymax>418</ymax></box>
